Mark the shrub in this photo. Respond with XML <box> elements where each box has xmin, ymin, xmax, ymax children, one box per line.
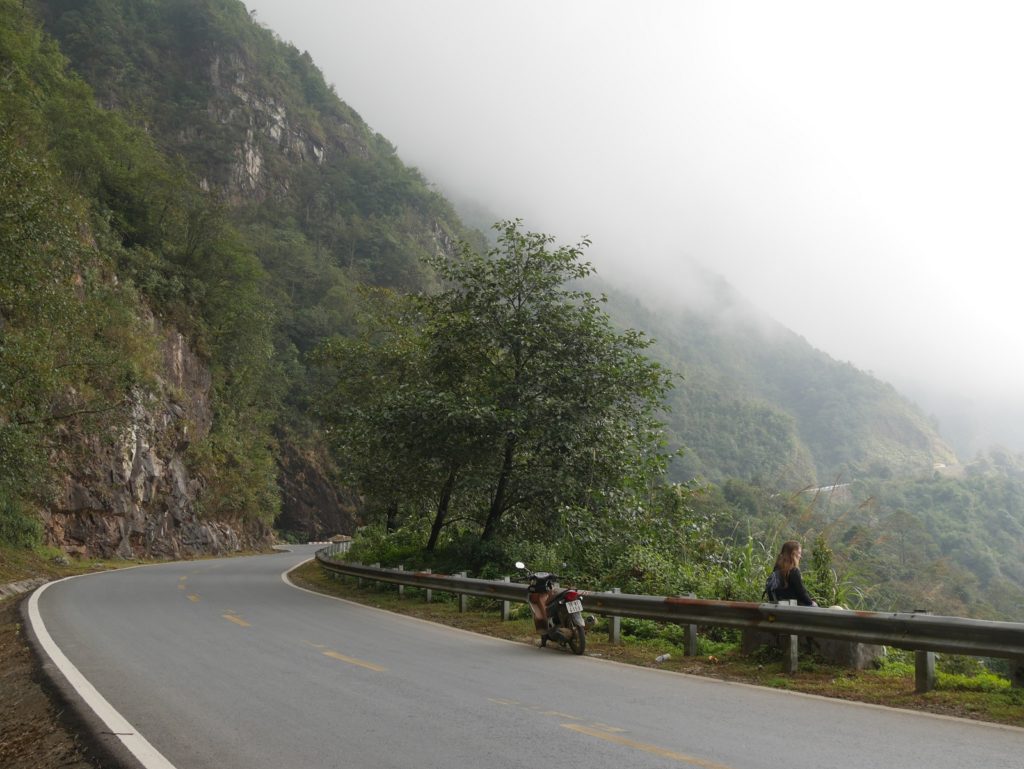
<box><xmin>936</xmin><ymin>670</ymin><xmax>1010</xmax><ymax>693</ymax></box>
<box><xmin>937</xmin><ymin>654</ymin><xmax>985</xmax><ymax>677</ymax></box>
<box><xmin>0</xmin><ymin>498</ymin><xmax>43</xmax><ymax>549</ymax></box>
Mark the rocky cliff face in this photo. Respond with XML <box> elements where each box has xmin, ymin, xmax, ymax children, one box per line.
<box><xmin>33</xmin><ymin>38</ymin><xmax>374</xmax><ymax>555</ymax></box>
<box><xmin>25</xmin><ymin>1</ymin><xmax>446</xmax><ymax>553</ymax></box>
<box><xmin>43</xmin><ymin>317</ymin><xmax>271</xmax><ymax>559</ymax></box>
<box><xmin>275</xmin><ymin>438</ymin><xmax>359</xmax><ymax>541</ymax></box>
<box><xmin>204</xmin><ymin>51</ymin><xmax>354</xmax><ymax>203</ymax></box>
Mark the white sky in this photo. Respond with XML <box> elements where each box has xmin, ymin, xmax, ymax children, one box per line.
<box><xmin>244</xmin><ymin>0</ymin><xmax>1024</xmax><ymax>454</ymax></box>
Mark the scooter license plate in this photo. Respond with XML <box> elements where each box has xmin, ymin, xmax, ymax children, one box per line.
<box><xmin>564</xmin><ymin>599</ymin><xmax>583</xmax><ymax>613</ymax></box>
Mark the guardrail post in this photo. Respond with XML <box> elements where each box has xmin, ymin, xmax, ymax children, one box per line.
<box><xmin>774</xmin><ymin>599</ymin><xmax>798</xmax><ymax>674</ymax></box>
<box><xmin>913</xmin><ymin>610</ymin><xmax>935</xmax><ymax>693</ymax></box>
<box><xmin>609</xmin><ymin>588</ymin><xmax>621</xmax><ymax>644</ymax></box>
<box><xmin>783</xmin><ymin>633</ymin><xmax>799</xmax><ymax>674</ymax></box>
<box><xmin>501</xmin><ymin>576</ymin><xmax>511</xmax><ymax>620</ymax></box>
<box><xmin>326</xmin><ymin>553</ymin><xmax>340</xmax><ymax>580</ymax></box>
<box><xmin>458</xmin><ymin>572</ymin><xmax>468</xmax><ymax>612</ymax></box>
<box><xmin>397</xmin><ymin>565</ymin><xmax>405</xmax><ymax>598</ymax></box>
<box><xmin>372</xmin><ymin>563</ymin><xmax>380</xmax><ymax>590</ymax></box>
<box><xmin>1011</xmin><ymin>660</ymin><xmax>1024</xmax><ymax>689</ymax></box>
<box><xmin>684</xmin><ymin>593</ymin><xmax>698</xmax><ymax>656</ymax></box>
<box><xmin>424</xmin><ymin>569</ymin><xmax>432</xmax><ymax>603</ymax></box>
<box><xmin>915</xmin><ymin>650</ymin><xmax>936</xmax><ymax>693</ymax></box>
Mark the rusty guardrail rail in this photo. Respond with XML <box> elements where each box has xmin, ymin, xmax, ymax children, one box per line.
<box><xmin>314</xmin><ymin>546</ymin><xmax>1024</xmax><ymax>688</ymax></box>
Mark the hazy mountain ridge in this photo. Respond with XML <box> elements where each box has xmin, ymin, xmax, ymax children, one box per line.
<box><xmin>604</xmin><ymin>279</ymin><xmax>1024</xmax><ymax>618</ymax></box>
<box><xmin>601</xmin><ymin>274</ymin><xmax>958</xmax><ymax>487</ymax></box>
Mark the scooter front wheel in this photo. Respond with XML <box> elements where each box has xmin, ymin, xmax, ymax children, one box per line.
<box><xmin>568</xmin><ymin>624</ymin><xmax>585</xmax><ymax>655</ymax></box>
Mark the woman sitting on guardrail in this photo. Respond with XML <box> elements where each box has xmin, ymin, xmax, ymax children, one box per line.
<box><xmin>770</xmin><ymin>540</ymin><xmax>818</xmax><ymax>606</ymax></box>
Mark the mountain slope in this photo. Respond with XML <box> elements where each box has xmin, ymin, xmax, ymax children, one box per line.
<box><xmin>1</xmin><ymin>0</ymin><xmax>277</xmax><ymax>555</ymax></box>
<box><xmin>28</xmin><ymin>0</ymin><xmax>479</xmax><ymax>542</ymax></box>
<box><xmin>603</xmin><ymin>270</ymin><xmax>958</xmax><ymax>486</ymax></box>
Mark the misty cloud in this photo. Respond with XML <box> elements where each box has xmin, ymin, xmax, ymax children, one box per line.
<box><xmin>244</xmin><ymin>0</ymin><xmax>1024</xmax><ymax>454</ymax></box>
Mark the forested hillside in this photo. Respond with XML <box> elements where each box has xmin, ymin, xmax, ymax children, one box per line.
<box><xmin>31</xmin><ymin>0</ymin><xmax>483</xmax><ymax>529</ymax></box>
<box><xmin>1</xmin><ymin>0</ymin><xmax>294</xmax><ymax>553</ymax></box>
<box><xmin>603</xmin><ymin>270</ymin><xmax>958</xmax><ymax>487</ymax></box>
<box><xmin>4</xmin><ymin>0</ymin><xmax>1024</xmax><ymax>621</ymax></box>
<box><xmin>1</xmin><ymin>0</ymin><xmax>474</xmax><ymax>552</ymax></box>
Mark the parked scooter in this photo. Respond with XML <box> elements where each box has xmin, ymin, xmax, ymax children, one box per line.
<box><xmin>515</xmin><ymin>561</ymin><xmax>592</xmax><ymax>655</ymax></box>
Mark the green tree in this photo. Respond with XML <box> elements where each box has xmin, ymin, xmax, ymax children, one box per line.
<box><xmin>424</xmin><ymin>221</ymin><xmax>675</xmax><ymax>542</ymax></box>
<box><xmin>314</xmin><ymin>286</ymin><xmax>500</xmax><ymax>550</ymax></box>
<box><xmin>318</xmin><ymin>221</ymin><xmax>675</xmax><ymax>551</ymax></box>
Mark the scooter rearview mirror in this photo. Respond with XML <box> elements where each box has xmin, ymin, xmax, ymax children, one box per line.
<box><xmin>515</xmin><ymin>561</ymin><xmax>526</xmax><ymax>570</ymax></box>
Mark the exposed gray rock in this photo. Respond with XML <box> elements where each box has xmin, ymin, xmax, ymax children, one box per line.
<box><xmin>741</xmin><ymin>626</ymin><xmax>885</xmax><ymax>670</ymax></box>
<box><xmin>43</xmin><ymin>315</ymin><xmax>271</xmax><ymax>559</ymax></box>
<box><xmin>274</xmin><ymin>437</ymin><xmax>358</xmax><ymax>541</ymax></box>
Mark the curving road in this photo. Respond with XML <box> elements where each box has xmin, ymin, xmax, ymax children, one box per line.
<box><xmin>29</xmin><ymin>545</ymin><xmax>1023</xmax><ymax>769</ymax></box>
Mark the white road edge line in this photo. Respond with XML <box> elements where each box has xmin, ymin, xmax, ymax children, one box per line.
<box><xmin>28</xmin><ymin>577</ymin><xmax>178</xmax><ymax>769</ymax></box>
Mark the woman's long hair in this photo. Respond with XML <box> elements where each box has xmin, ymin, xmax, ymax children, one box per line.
<box><xmin>773</xmin><ymin>540</ymin><xmax>802</xmax><ymax>587</ymax></box>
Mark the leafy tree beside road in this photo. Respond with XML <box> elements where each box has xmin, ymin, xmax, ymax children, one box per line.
<box><xmin>315</xmin><ymin>221</ymin><xmax>675</xmax><ymax>553</ymax></box>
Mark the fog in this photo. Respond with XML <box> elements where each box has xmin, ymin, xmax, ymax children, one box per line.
<box><xmin>244</xmin><ymin>0</ymin><xmax>1024</xmax><ymax>456</ymax></box>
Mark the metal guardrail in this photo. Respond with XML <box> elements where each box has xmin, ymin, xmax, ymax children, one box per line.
<box><xmin>318</xmin><ymin>539</ymin><xmax>352</xmax><ymax>554</ymax></box>
<box><xmin>316</xmin><ymin>549</ymin><xmax>526</xmax><ymax>601</ymax></box>
<box><xmin>314</xmin><ymin>548</ymin><xmax>1024</xmax><ymax>685</ymax></box>
<box><xmin>581</xmin><ymin>592</ymin><xmax>1024</xmax><ymax>660</ymax></box>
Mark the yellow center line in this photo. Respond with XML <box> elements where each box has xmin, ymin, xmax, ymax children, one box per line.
<box><xmin>322</xmin><ymin>650</ymin><xmax>386</xmax><ymax>672</ymax></box>
<box><xmin>223</xmin><ymin>614</ymin><xmax>251</xmax><ymax>627</ymax></box>
<box><xmin>562</xmin><ymin>724</ymin><xmax>734</xmax><ymax>769</ymax></box>
<box><xmin>187</xmin><ymin>594</ymin><xmax>200</xmax><ymax>603</ymax></box>
<box><xmin>540</xmin><ymin>710</ymin><xmax>581</xmax><ymax>720</ymax></box>
<box><xmin>590</xmin><ymin>723</ymin><xmax>627</xmax><ymax>733</ymax></box>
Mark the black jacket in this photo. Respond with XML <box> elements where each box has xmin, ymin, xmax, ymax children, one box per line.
<box><xmin>773</xmin><ymin>566</ymin><xmax>815</xmax><ymax>606</ymax></box>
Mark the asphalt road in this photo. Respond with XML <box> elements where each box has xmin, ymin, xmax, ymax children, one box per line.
<box><xmin>30</xmin><ymin>545</ymin><xmax>1024</xmax><ymax>769</ymax></box>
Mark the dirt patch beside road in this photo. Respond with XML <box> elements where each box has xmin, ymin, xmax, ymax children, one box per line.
<box><xmin>0</xmin><ymin>596</ymin><xmax>99</xmax><ymax>769</ymax></box>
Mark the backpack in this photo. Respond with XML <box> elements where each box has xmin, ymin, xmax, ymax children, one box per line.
<box><xmin>763</xmin><ymin>570</ymin><xmax>782</xmax><ymax>602</ymax></box>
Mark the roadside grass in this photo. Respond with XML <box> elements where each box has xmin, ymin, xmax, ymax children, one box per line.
<box><xmin>0</xmin><ymin>546</ymin><xmax>121</xmax><ymax>585</ymax></box>
<box><xmin>0</xmin><ymin>542</ymin><xmax>275</xmax><ymax>587</ymax></box>
<box><xmin>289</xmin><ymin>560</ymin><xmax>1024</xmax><ymax>729</ymax></box>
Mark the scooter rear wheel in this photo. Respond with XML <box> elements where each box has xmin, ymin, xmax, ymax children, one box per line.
<box><xmin>568</xmin><ymin>624</ymin><xmax>585</xmax><ymax>655</ymax></box>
